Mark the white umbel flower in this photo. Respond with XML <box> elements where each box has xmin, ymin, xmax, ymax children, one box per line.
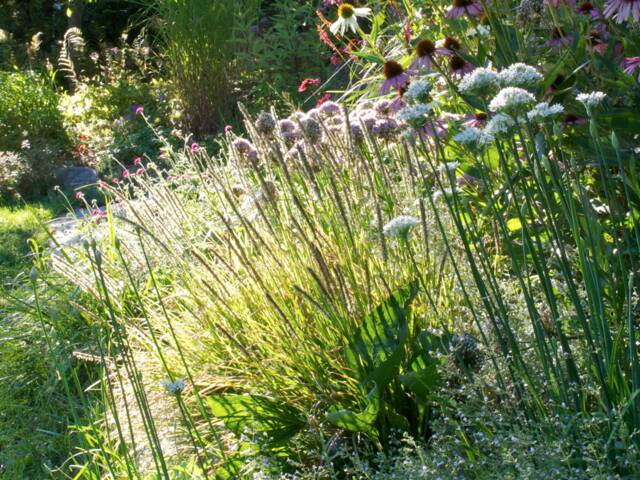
<box><xmin>498</xmin><ymin>63</ymin><xmax>542</xmax><ymax>89</ymax></box>
<box><xmin>404</xmin><ymin>78</ymin><xmax>433</xmax><ymax>102</ymax></box>
<box><xmin>485</xmin><ymin>113</ymin><xmax>516</xmax><ymax>136</ymax></box>
<box><xmin>458</xmin><ymin>67</ymin><xmax>499</xmax><ymax>95</ymax></box>
<box><xmin>576</xmin><ymin>91</ymin><xmax>607</xmax><ymax>111</ymax></box>
<box><xmin>527</xmin><ymin>102</ymin><xmax>565</xmax><ymax>122</ymax></box>
<box><xmin>383</xmin><ymin>215</ymin><xmax>420</xmax><ymax>238</ymax></box>
<box><xmin>453</xmin><ymin>126</ymin><xmax>494</xmax><ymax>148</ymax></box>
<box><xmin>330</xmin><ymin>3</ymin><xmax>372</xmax><ymax>35</ymax></box>
<box><xmin>489</xmin><ymin>87</ymin><xmax>536</xmax><ymax>114</ymax></box>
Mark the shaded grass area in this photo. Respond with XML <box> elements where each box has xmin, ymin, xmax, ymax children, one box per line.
<box><xmin>0</xmin><ymin>199</ymin><xmax>91</xmax><ymax>479</ymax></box>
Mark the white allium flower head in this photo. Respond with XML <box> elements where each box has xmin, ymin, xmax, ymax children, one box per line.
<box><xmin>498</xmin><ymin>63</ymin><xmax>543</xmax><ymax>89</ymax></box>
<box><xmin>485</xmin><ymin>113</ymin><xmax>516</xmax><ymax>136</ymax></box>
<box><xmin>576</xmin><ymin>91</ymin><xmax>607</xmax><ymax>110</ymax></box>
<box><xmin>438</xmin><ymin>161</ymin><xmax>460</xmax><ymax>173</ymax></box>
<box><xmin>453</xmin><ymin>126</ymin><xmax>494</xmax><ymax>148</ymax></box>
<box><xmin>161</xmin><ymin>378</ymin><xmax>186</xmax><ymax>394</ymax></box>
<box><xmin>489</xmin><ymin>87</ymin><xmax>536</xmax><ymax>114</ymax></box>
<box><xmin>397</xmin><ymin>103</ymin><xmax>433</xmax><ymax>124</ymax></box>
<box><xmin>404</xmin><ymin>78</ymin><xmax>433</xmax><ymax>102</ymax></box>
<box><xmin>527</xmin><ymin>102</ymin><xmax>565</xmax><ymax>122</ymax></box>
<box><xmin>458</xmin><ymin>67</ymin><xmax>499</xmax><ymax>95</ymax></box>
<box><xmin>383</xmin><ymin>215</ymin><xmax>420</xmax><ymax>238</ymax></box>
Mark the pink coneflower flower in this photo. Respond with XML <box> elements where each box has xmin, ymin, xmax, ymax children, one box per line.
<box><xmin>623</xmin><ymin>56</ymin><xmax>640</xmax><ymax>81</ymax></box>
<box><xmin>449</xmin><ymin>55</ymin><xmax>475</xmax><ymax>79</ymax></box>
<box><xmin>133</xmin><ymin>156</ymin><xmax>142</xmax><ymax>165</ymax></box>
<box><xmin>380</xmin><ymin>60</ymin><xmax>410</xmax><ymax>94</ymax></box>
<box><xmin>577</xmin><ymin>1</ymin><xmax>602</xmax><ymax>17</ymax></box>
<box><xmin>545</xmin><ymin>27</ymin><xmax>573</xmax><ymax>48</ymax></box>
<box><xmin>604</xmin><ymin>0</ymin><xmax>640</xmax><ymax>22</ymax></box>
<box><xmin>436</xmin><ymin>37</ymin><xmax>462</xmax><ymax>56</ymax></box>
<box><xmin>409</xmin><ymin>39</ymin><xmax>436</xmax><ymax>73</ymax></box>
<box><xmin>417</xmin><ymin>120</ymin><xmax>448</xmax><ymax>140</ymax></box>
<box><xmin>298</xmin><ymin>78</ymin><xmax>320</xmax><ymax>93</ymax></box>
<box><xmin>463</xmin><ymin>112</ymin><xmax>488</xmax><ymax>128</ymax></box>
<box><xmin>447</xmin><ymin>0</ymin><xmax>483</xmax><ymax>18</ymax></box>
<box><xmin>122</xmin><ymin>169</ymin><xmax>130</xmax><ymax>178</ymax></box>
<box><xmin>190</xmin><ymin>142</ymin><xmax>200</xmax><ymax>152</ymax></box>
<box><xmin>136</xmin><ymin>167</ymin><xmax>145</xmax><ymax>176</ymax></box>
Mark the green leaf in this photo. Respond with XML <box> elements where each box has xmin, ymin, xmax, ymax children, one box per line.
<box><xmin>345</xmin><ymin>280</ymin><xmax>419</xmax><ymax>390</ymax></box>
<box><xmin>207</xmin><ymin>395</ymin><xmax>305</xmax><ymax>446</ymax></box>
<box><xmin>507</xmin><ymin>218</ymin><xmax>522</xmax><ymax>232</ymax></box>
<box><xmin>325</xmin><ymin>386</ymin><xmax>381</xmax><ymax>438</ymax></box>
<box><xmin>400</xmin><ymin>361</ymin><xmax>441</xmax><ymax>400</ymax></box>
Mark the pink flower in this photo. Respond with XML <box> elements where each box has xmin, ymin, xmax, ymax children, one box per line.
<box><xmin>577</xmin><ymin>1</ymin><xmax>602</xmax><ymax>17</ymax></box>
<box><xmin>224</xmin><ymin>125</ymin><xmax>233</xmax><ymax>134</ymax></box>
<box><xmin>446</xmin><ymin>0</ymin><xmax>483</xmax><ymax>18</ymax></box>
<box><xmin>122</xmin><ymin>169</ymin><xmax>130</xmax><ymax>178</ymax></box>
<box><xmin>604</xmin><ymin>0</ymin><xmax>640</xmax><ymax>22</ymax></box>
<box><xmin>112</xmin><ymin>177</ymin><xmax>119</xmax><ymax>184</ymax></box>
<box><xmin>133</xmin><ymin>156</ymin><xmax>142</xmax><ymax>165</ymax></box>
<box><xmin>166</xmin><ymin>175</ymin><xmax>175</xmax><ymax>182</ymax></box>
<box><xmin>463</xmin><ymin>112</ymin><xmax>488</xmax><ymax>128</ymax></box>
<box><xmin>623</xmin><ymin>56</ymin><xmax>640</xmax><ymax>81</ymax></box>
<box><xmin>298</xmin><ymin>77</ymin><xmax>321</xmax><ymax>93</ymax></box>
<box><xmin>449</xmin><ymin>55</ymin><xmax>475</xmax><ymax>79</ymax></box>
<box><xmin>436</xmin><ymin>37</ymin><xmax>463</xmax><ymax>57</ymax></box>
<box><xmin>545</xmin><ymin>27</ymin><xmax>573</xmax><ymax>48</ymax></box>
<box><xmin>132</xmin><ymin>104</ymin><xmax>144</xmax><ymax>115</ymax></box>
<box><xmin>381</xmin><ymin>60</ymin><xmax>410</xmax><ymax>94</ymax></box>
<box><xmin>190</xmin><ymin>142</ymin><xmax>200</xmax><ymax>152</ymax></box>
<box><xmin>75</xmin><ymin>191</ymin><xmax>84</xmax><ymax>200</ymax></box>
<box><xmin>136</xmin><ymin>167</ymin><xmax>145</xmax><ymax>176</ymax></box>
<box><xmin>409</xmin><ymin>39</ymin><xmax>436</xmax><ymax>74</ymax></box>
<box><xmin>316</xmin><ymin>93</ymin><xmax>332</xmax><ymax>106</ymax></box>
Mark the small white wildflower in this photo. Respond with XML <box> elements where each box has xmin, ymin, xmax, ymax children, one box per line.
<box><xmin>576</xmin><ymin>91</ymin><xmax>607</xmax><ymax>111</ymax></box>
<box><xmin>438</xmin><ymin>161</ymin><xmax>460</xmax><ymax>173</ymax></box>
<box><xmin>527</xmin><ymin>102</ymin><xmax>565</xmax><ymax>122</ymax></box>
<box><xmin>383</xmin><ymin>215</ymin><xmax>420</xmax><ymax>238</ymax></box>
<box><xmin>485</xmin><ymin>113</ymin><xmax>516</xmax><ymax>136</ymax></box>
<box><xmin>453</xmin><ymin>126</ymin><xmax>494</xmax><ymax>148</ymax></box>
<box><xmin>161</xmin><ymin>378</ymin><xmax>186</xmax><ymax>394</ymax></box>
<box><xmin>397</xmin><ymin>103</ymin><xmax>433</xmax><ymax>123</ymax></box>
<box><xmin>404</xmin><ymin>78</ymin><xmax>433</xmax><ymax>102</ymax></box>
<box><xmin>498</xmin><ymin>63</ymin><xmax>543</xmax><ymax>89</ymax></box>
<box><xmin>489</xmin><ymin>87</ymin><xmax>536</xmax><ymax>114</ymax></box>
<box><xmin>458</xmin><ymin>67</ymin><xmax>499</xmax><ymax>96</ymax></box>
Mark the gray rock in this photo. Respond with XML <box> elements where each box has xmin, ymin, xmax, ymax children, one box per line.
<box><xmin>54</xmin><ymin>167</ymin><xmax>98</xmax><ymax>191</ymax></box>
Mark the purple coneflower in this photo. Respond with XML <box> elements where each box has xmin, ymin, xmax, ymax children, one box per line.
<box><xmin>604</xmin><ymin>0</ymin><xmax>640</xmax><ymax>23</ymax></box>
<box><xmin>463</xmin><ymin>112</ymin><xmax>488</xmax><ymax>128</ymax></box>
<box><xmin>623</xmin><ymin>56</ymin><xmax>640</xmax><ymax>81</ymax></box>
<box><xmin>449</xmin><ymin>55</ymin><xmax>475</xmax><ymax>79</ymax></box>
<box><xmin>380</xmin><ymin>60</ymin><xmax>410</xmax><ymax>94</ymax></box>
<box><xmin>436</xmin><ymin>37</ymin><xmax>463</xmax><ymax>56</ymax></box>
<box><xmin>447</xmin><ymin>0</ymin><xmax>483</xmax><ymax>18</ymax></box>
<box><xmin>409</xmin><ymin>39</ymin><xmax>437</xmax><ymax>73</ymax></box>
<box><xmin>417</xmin><ymin>120</ymin><xmax>448</xmax><ymax>140</ymax></box>
<box><xmin>545</xmin><ymin>27</ymin><xmax>573</xmax><ymax>48</ymax></box>
<box><xmin>577</xmin><ymin>1</ymin><xmax>602</xmax><ymax>17</ymax></box>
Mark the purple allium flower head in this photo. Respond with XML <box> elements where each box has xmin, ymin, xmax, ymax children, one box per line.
<box><xmin>446</xmin><ymin>0</ymin><xmax>483</xmax><ymax>18</ymax></box>
<box><xmin>132</xmin><ymin>104</ymin><xmax>144</xmax><ymax>115</ymax></box>
<box><xmin>374</xmin><ymin>99</ymin><xmax>393</xmax><ymax>116</ymax></box>
<box><xmin>319</xmin><ymin>101</ymin><xmax>342</xmax><ymax>117</ymax></box>
<box><xmin>372</xmin><ymin>118</ymin><xmax>399</xmax><ymax>139</ymax></box>
<box><xmin>604</xmin><ymin>0</ymin><xmax>640</xmax><ymax>22</ymax></box>
<box><xmin>380</xmin><ymin>60</ymin><xmax>410</xmax><ymax>94</ymax></box>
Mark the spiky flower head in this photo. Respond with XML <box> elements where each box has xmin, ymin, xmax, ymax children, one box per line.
<box><xmin>383</xmin><ymin>215</ymin><xmax>420</xmax><ymax>239</ymax></box>
<box><xmin>576</xmin><ymin>91</ymin><xmax>607</xmax><ymax>113</ymax></box>
<box><xmin>485</xmin><ymin>112</ymin><xmax>516</xmax><ymax>136</ymax></box>
<box><xmin>404</xmin><ymin>78</ymin><xmax>433</xmax><ymax>103</ymax></box>
<box><xmin>498</xmin><ymin>63</ymin><xmax>543</xmax><ymax>89</ymax></box>
<box><xmin>489</xmin><ymin>87</ymin><xmax>536</xmax><ymax>115</ymax></box>
<box><xmin>527</xmin><ymin>102</ymin><xmax>565</xmax><ymax>123</ymax></box>
<box><xmin>458</xmin><ymin>67</ymin><xmax>499</xmax><ymax>96</ymax></box>
<box><xmin>453</xmin><ymin>126</ymin><xmax>494</xmax><ymax>149</ymax></box>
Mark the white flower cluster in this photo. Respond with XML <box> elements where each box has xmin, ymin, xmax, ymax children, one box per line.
<box><xmin>438</xmin><ymin>161</ymin><xmax>460</xmax><ymax>173</ymax></box>
<box><xmin>527</xmin><ymin>102</ymin><xmax>564</xmax><ymax>123</ymax></box>
<box><xmin>498</xmin><ymin>63</ymin><xmax>542</xmax><ymax>89</ymax></box>
<box><xmin>458</xmin><ymin>67</ymin><xmax>499</xmax><ymax>95</ymax></box>
<box><xmin>383</xmin><ymin>215</ymin><xmax>420</xmax><ymax>238</ymax></box>
<box><xmin>576</xmin><ymin>91</ymin><xmax>607</xmax><ymax>110</ymax></box>
<box><xmin>485</xmin><ymin>113</ymin><xmax>516</xmax><ymax>136</ymax></box>
<box><xmin>397</xmin><ymin>103</ymin><xmax>433</xmax><ymax>124</ymax></box>
<box><xmin>404</xmin><ymin>78</ymin><xmax>433</xmax><ymax>102</ymax></box>
<box><xmin>161</xmin><ymin>378</ymin><xmax>186</xmax><ymax>394</ymax></box>
<box><xmin>453</xmin><ymin>126</ymin><xmax>494</xmax><ymax>148</ymax></box>
<box><xmin>489</xmin><ymin>87</ymin><xmax>536</xmax><ymax>114</ymax></box>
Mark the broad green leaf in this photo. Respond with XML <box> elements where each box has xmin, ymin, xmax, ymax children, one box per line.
<box><xmin>400</xmin><ymin>362</ymin><xmax>441</xmax><ymax>400</ymax></box>
<box><xmin>345</xmin><ymin>280</ymin><xmax>419</xmax><ymax>390</ymax></box>
<box><xmin>207</xmin><ymin>394</ymin><xmax>305</xmax><ymax>446</ymax></box>
<box><xmin>325</xmin><ymin>386</ymin><xmax>380</xmax><ymax>438</ymax></box>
